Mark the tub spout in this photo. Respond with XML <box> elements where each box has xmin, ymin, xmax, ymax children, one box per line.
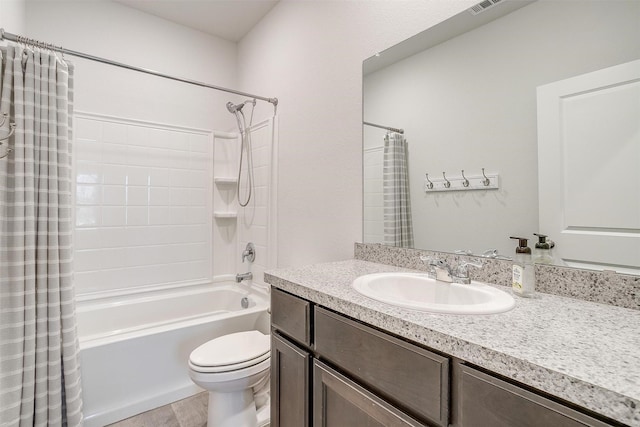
<box><xmin>235</xmin><ymin>272</ymin><xmax>253</xmax><ymax>283</ymax></box>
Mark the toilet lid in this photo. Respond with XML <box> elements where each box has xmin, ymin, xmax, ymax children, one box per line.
<box><xmin>190</xmin><ymin>331</ymin><xmax>270</xmax><ymax>368</ymax></box>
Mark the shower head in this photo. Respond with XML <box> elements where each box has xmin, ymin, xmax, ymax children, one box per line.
<box><xmin>226</xmin><ymin>99</ymin><xmax>257</xmax><ymax>114</ymax></box>
<box><xmin>226</xmin><ymin>101</ymin><xmax>244</xmax><ymax>114</ymax></box>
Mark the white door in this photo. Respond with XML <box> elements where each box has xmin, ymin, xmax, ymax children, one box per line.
<box><xmin>537</xmin><ymin>59</ymin><xmax>640</xmax><ymax>273</ymax></box>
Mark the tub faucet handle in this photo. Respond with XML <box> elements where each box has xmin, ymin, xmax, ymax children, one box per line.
<box><xmin>242</xmin><ymin>242</ymin><xmax>256</xmax><ymax>263</ymax></box>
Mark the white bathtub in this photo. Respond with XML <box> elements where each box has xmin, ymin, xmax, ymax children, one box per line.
<box><xmin>77</xmin><ymin>283</ymin><xmax>270</xmax><ymax>427</ymax></box>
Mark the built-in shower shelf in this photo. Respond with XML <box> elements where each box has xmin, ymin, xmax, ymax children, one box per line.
<box><xmin>214</xmin><ymin>177</ymin><xmax>238</xmax><ymax>185</ymax></box>
<box><xmin>213</xmin><ymin>211</ymin><xmax>238</xmax><ymax>219</ymax></box>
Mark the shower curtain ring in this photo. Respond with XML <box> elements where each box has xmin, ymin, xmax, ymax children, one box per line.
<box><xmin>0</xmin><ymin>122</ymin><xmax>17</xmax><ymax>142</ymax></box>
<box><xmin>0</xmin><ymin>145</ymin><xmax>13</xmax><ymax>159</ymax></box>
<box><xmin>0</xmin><ymin>113</ymin><xmax>8</xmax><ymax>128</ymax></box>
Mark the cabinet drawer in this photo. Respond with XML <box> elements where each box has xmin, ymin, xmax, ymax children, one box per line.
<box><xmin>313</xmin><ymin>360</ymin><xmax>427</xmax><ymax>427</ymax></box>
<box><xmin>314</xmin><ymin>307</ymin><xmax>449</xmax><ymax>426</ymax></box>
<box><xmin>271</xmin><ymin>288</ymin><xmax>311</xmax><ymax>346</ymax></box>
<box><xmin>459</xmin><ymin>365</ymin><xmax>613</xmax><ymax>427</ymax></box>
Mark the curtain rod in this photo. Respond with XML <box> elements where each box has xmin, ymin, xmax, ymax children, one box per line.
<box><xmin>363</xmin><ymin>121</ymin><xmax>404</xmax><ymax>134</ymax></box>
<box><xmin>0</xmin><ymin>29</ymin><xmax>278</xmax><ymax>109</ymax></box>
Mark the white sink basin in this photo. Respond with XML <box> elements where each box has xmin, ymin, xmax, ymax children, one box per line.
<box><xmin>352</xmin><ymin>273</ymin><xmax>515</xmax><ymax>315</ymax></box>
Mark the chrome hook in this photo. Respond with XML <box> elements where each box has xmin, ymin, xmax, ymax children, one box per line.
<box><xmin>442</xmin><ymin>172</ymin><xmax>451</xmax><ymax>189</ymax></box>
<box><xmin>0</xmin><ymin>113</ymin><xmax>7</xmax><ymax>127</ymax></box>
<box><xmin>461</xmin><ymin>170</ymin><xmax>470</xmax><ymax>187</ymax></box>
<box><xmin>425</xmin><ymin>173</ymin><xmax>434</xmax><ymax>190</ymax></box>
<box><xmin>481</xmin><ymin>168</ymin><xmax>490</xmax><ymax>186</ymax></box>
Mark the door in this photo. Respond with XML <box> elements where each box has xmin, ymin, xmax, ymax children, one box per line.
<box><xmin>537</xmin><ymin>59</ymin><xmax>640</xmax><ymax>272</ymax></box>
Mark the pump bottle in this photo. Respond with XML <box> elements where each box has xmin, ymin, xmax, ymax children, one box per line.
<box><xmin>510</xmin><ymin>236</ymin><xmax>535</xmax><ymax>297</ymax></box>
<box><xmin>533</xmin><ymin>233</ymin><xmax>555</xmax><ymax>264</ymax></box>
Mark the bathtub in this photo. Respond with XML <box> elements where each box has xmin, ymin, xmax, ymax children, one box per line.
<box><xmin>77</xmin><ymin>282</ymin><xmax>270</xmax><ymax>427</ymax></box>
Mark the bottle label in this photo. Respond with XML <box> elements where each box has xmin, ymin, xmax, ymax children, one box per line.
<box><xmin>512</xmin><ymin>264</ymin><xmax>524</xmax><ymax>291</ymax></box>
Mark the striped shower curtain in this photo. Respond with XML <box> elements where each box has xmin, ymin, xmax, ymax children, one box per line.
<box><xmin>383</xmin><ymin>132</ymin><xmax>414</xmax><ymax>248</ymax></box>
<box><xmin>0</xmin><ymin>46</ymin><xmax>83</xmax><ymax>426</ymax></box>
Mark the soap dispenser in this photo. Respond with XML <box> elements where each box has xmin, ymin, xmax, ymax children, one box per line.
<box><xmin>510</xmin><ymin>236</ymin><xmax>535</xmax><ymax>297</ymax></box>
<box><xmin>533</xmin><ymin>233</ymin><xmax>555</xmax><ymax>264</ymax></box>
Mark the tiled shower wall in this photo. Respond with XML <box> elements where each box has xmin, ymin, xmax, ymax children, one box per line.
<box><xmin>363</xmin><ymin>143</ymin><xmax>384</xmax><ymax>244</ymax></box>
<box><xmin>237</xmin><ymin>118</ymin><xmax>277</xmax><ymax>287</ymax></box>
<box><xmin>74</xmin><ymin>113</ymin><xmax>213</xmax><ymax>296</ymax></box>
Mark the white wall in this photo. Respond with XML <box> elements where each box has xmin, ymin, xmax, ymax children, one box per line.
<box><xmin>238</xmin><ymin>0</ymin><xmax>475</xmax><ymax>267</ymax></box>
<box><xmin>24</xmin><ymin>0</ymin><xmax>237</xmax><ymax>130</ymax></box>
<box><xmin>0</xmin><ymin>0</ymin><xmax>26</xmax><ymax>35</ymax></box>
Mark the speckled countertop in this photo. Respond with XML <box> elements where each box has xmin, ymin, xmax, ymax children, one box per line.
<box><xmin>265</xmin><ymin>259</ymin><xmax>640</xmax><ymax>426</ymax></box>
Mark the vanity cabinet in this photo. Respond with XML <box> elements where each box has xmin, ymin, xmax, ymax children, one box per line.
<box><xmin>270</xmin><ymin>288</ymin><xmax>617</xmax><ymax>427</ymax></box>
<box><xmin>271</xmin><ymin>288</ymin><xmax>437</xmax><ymax>427</ymax></box>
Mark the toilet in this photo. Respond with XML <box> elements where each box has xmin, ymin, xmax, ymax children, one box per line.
<box><xmin>188</xmin><ymin>330</ymin><xmax>271</xmax><ymax>427</ymax></box>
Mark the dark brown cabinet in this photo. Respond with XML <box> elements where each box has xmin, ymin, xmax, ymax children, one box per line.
<box><xmin>315</xmin><ymin>307</ymin><xmax>448</xmax><ymax>426</ymax></box>
<box><xmin>313</xmin><ymin>360</ymin><xmax>426</xmax><ymax>427</ymax></box>
<box><xmin>455</xmin><ymin>365</ymin><xmax>611</xmax><ymax>427</ymax></box>
<box><xmin>270</xmin><ymin>287</ymin><xmax>616</xmax><ymax>427</ymax></box>
<box><xmin>271</xmin><ymin>333</ymin><xmax>310</xmax><ymax>427</ymax></box>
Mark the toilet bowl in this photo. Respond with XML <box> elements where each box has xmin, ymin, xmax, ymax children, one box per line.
<box><xmin>188</xmin><ymin>330</ymin><xmax>271</xmax><ymax>427</ymax></box>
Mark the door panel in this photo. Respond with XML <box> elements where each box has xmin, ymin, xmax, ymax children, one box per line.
<box><xmin>537</xmin><ymin>59</ymin><xmax>640</xmax><ymax>272</ymax></box>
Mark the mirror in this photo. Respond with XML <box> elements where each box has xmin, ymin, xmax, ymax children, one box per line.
<box><xmin>363</xmin><ymin>0</ymin><xmax>640</xmax><ymax>273</ymax></box>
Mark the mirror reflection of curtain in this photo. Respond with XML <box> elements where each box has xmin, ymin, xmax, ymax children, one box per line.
<box><xmin>383</xmin><ymin>132</ymin><xmax>414</xmax><ymax>247</ymax></box>
<box><xmin>0</xmin><ymin>46</ymin><xmax>83</xmax><ymax>426</ymax></box>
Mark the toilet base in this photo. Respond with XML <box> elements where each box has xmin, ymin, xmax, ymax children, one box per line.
<box><xmin>208</xmin><ymin>389</ymin><xmax>256</xmax><ymax>427</ymax></box>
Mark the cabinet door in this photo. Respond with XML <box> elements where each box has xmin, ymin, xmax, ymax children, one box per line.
<box><xmin>315</xmin><ymin>307</ymin><xmax>449</xmax><ymax>426</ymax></box>
<box><xmin>271</xmin><ymin>333</ymin><xmax>310</xmax><ymax>427</ymax></box>
<box><xmin>458</xmin><ymin>365</ymin><xmax>613</xmax><ymax>427</ymax></box>
<box><xmin>313</xmin><ymin>360</ymin><xmax>427</xmax><ymax>427</ymax></box>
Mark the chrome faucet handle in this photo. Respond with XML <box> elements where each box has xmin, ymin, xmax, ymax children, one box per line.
<box><xmin>453</xmin><ymin>260</ymin><xmax>483</xmax><ymax>284</ymax></box>
<box><xmin>419</xmin><ymin>255</ymin><xmax>439</xmax><ymax>279</ymax></box>
<box><xmin>422</xmin><ymin>258</ymin><xmax>453</xmax><ymax>282</ymax></box>
<box><xmin>242</xmin><ymin>242</ymin><xmax>256</xmax><ymax>263</ymax></box>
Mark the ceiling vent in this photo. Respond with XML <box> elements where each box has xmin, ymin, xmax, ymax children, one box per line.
<box><xmin>468</xmin><ymin>0</ymin><xmax>504</xmax><ymax>15</ymax></box>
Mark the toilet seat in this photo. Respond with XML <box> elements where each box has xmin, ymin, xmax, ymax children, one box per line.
<box><xmin>189</xmin><ymin>330</ymin><xmax>270</xmax><ymax>374</ymax></box>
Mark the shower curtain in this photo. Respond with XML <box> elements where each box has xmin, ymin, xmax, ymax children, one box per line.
<box><xmin>383</xmin><ymin>132</ymin><xmax>414</xmax><ymax>248</ymax></box>
<box><xmin>0</xmin><ymin>46</ymin><xmax>83</xmax><ymax>426</ymax></box>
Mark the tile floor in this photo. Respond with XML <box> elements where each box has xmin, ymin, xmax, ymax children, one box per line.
<box><xmin>106</xmin><ymin>392</ymin><xmax>208</xmax><ymax>427</ymax></box>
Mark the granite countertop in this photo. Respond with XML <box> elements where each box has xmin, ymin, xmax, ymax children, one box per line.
<box><xmin>265</xmin><ymin>259</ymin><xmax>640</xmax><ymax>426</ymax></box>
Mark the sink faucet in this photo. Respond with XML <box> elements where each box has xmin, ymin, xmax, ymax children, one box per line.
<box><xmin>420</xmin><ymin>256</ymin><xmax>482</xmax><ymax>284</ymax></box>
<box><xmin>235</xmin><ymin>272</ymin><xmax>253</xmax><ymax>283</ymax></box>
